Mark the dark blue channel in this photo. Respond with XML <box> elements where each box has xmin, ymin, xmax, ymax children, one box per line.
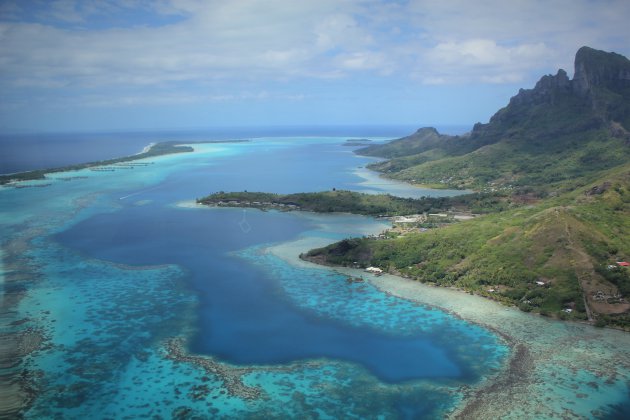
<box><xmin>56</xmin><ymin>205</ymin><xmax>461</xmax><ymax>383</ymax></box>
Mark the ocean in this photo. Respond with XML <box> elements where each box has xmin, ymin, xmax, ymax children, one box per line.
<box><xmin>2</xmin><ymin>130</ymin><xmax>629</xmax><ymax>418</ymax></box>
<box><xmin>0</xmin><ymin>125</ymin><xmax>470</xmax><ymax>175</ymax></box>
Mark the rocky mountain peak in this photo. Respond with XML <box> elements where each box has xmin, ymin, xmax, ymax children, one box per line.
<box><xmin>414</xmin><ymin>127</ymin><xmax>439</xmax><ymax>136</ymax></box>
<box><xmin>508</xmin><ymin>69</ymin><xmax>571</xmax><ymax>107</ymax></box>
<box><xmin>572</xmin><ymin>46</ymin><xmax>630</xmax><ymax>97</ymax></box>
<box><xmin>504</xmin><ymin>47</ymin><xmax>630</xmax><ymax>108</ymax></box>
<box><xmin>480</xmin><ymin>47</ymin><xmax>630</xmax><ymax>133</ymax></box>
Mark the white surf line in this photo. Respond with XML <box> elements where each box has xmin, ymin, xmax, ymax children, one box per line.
<box><xmin>119</xmin><ymin>185</ymin><xmax>163</xmax><ymax>200</ymax></box>
<box><xmin>138</xmin><ymin>142</ymin><xmax>156</xmax><ymax>155</ymax></box>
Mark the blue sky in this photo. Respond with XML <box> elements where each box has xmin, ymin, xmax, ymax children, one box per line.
<box><xmin>1</xmin><ymin>0</ymin><xmax>629</xmax><ymax>134</ymax></box>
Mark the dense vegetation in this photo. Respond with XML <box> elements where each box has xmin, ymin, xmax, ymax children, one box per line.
<box><xmin>305</xmin><ymin>47</ymin><xmax>630</xmax><ymax>328</ymax></box>
<box><xmin>359</xmin><ymin>48</ymin><xmax>630</xmax><ymax>193</ymax></box>
<box><xmin>197</xmin><ymin>190</ymin><xmax>510</xmax><ymax>216</ymax></box>
<box><xmin>364</xmin><ymin>109</ymin><xmax>627</xmax><ymax>193</ymax></box>
<box><xmin>305</xmin><ymin>164</ymin><xmax>630</xmax><ymax>327</ymax></box>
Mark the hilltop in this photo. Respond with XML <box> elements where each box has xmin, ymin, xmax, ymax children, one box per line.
<box><xmin>360</xmin><ymin>46</ymin><xmax>630</xmax><ymax>194</ymax></box>
<box><xmin>305</xmin><ymin>47</ymin><xmax>630</xmax><ymax>328</ymax></box>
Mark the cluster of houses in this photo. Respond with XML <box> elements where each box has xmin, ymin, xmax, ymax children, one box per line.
<box><xmin>596</xmin><ymin>262</ymin><xmax>627</xmax><ymax>303</ymax></box>
<box><xmin>365</xmin><ymin>233</ymin><xmax>389</xmax><ymax>240</ymax></box>
<box><xmin>365</xmin><ymin>266</ymin><xmax>383</xmax><ymax>276</ymax></box>
<box><xmin>392</xmin><ymin>212</ymin><xmax>476</xmax><ymax>226</ymax></box>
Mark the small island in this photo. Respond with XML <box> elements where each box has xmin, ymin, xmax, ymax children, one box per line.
<box><xmin>0</xmin><ymin>139</ymin><xmax>249</xmax><ymax>185</ymax></box>
<box><xmin>343</xmin><ymin>139</ymin><xmax>374</xmax><ymax>146</ymax></box>
<box><xmin>196</xmin><ymin>189</ymin><xmax>508</xmax><ymax>216</ymax></box>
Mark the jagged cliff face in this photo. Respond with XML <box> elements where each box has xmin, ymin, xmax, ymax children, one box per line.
<box><xmin>573</xmin><ymin>46</ymin><xmax>630</xmax><ymax>97</ymax></box>
<box><xmin>505</xmin><ymin>69</ymin><xmax>572</xmax><ymax>108</ymax></box>
<box><xmin>576</xmin><ymin>47</ymin><xmax>630</xmax><ymax>134</ymax></box>
<box><xmin>506</xmin><ymin>46</ymin><xmax>630</xmax><ymax>106</ymax></box>
<box><xmin>485</xmin><ymin>46</ymin><xmax>630</xmax><ymax>134</ymax></box>
<box><xmin>357</xmin><ymin>46</ymin><xmax>630</xmax><ymax>191</ymax></box>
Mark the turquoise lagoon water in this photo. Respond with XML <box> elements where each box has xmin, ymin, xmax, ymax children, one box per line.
<box><xmin>1</xmin><ymin>135</ymin><xmax>626</xmax><ymax>418</ymax></box>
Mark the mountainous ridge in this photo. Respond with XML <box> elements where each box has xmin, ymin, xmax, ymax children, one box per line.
<box><xmin>360</xmin><ymin>46</ymin><xmax>630</xmax><ymax>192</ymax></box>
<box><xmin>306</xmin><ymin>47</ymin><xmax>630</xmax><ymax>327</ymax></box>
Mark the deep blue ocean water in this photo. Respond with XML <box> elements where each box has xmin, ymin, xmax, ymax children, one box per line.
<box><xmin>56</xmin><ymin>205</ymin><xmax>468</xmax><ymax>384</ymax></box>
<box><xmin>2</xmin><ymin>132</ymin><xmax>506</xmax><ymax>418</ymax></box>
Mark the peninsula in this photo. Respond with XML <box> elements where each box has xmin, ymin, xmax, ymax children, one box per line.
<box><xmin>0</xmin><ymin>139</ymin><xmax>249</xmax><ymax>185</ymax></box>
<box><xmin>196</xmin><ymin>190</ymin><xmax>503</xmax><ymax>216</ymax></box>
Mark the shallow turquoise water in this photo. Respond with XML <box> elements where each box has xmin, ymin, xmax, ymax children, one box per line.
<box><xmin>3</xmin><ymin>135</ymin><xmax>625</xmax><ymax>418</ymax></box>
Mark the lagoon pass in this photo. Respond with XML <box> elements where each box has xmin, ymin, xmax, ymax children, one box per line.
<box><xmin>2</xmin><ymin>136</ymin><xmax>629</xmax><ymax>418</ymax></box>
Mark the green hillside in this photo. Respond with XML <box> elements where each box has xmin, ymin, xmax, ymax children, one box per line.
<box><xmin>306</xmin><ymin>47</ymin><xmax>630</xmax><ymax>328</ymax></box>
<box><xmin>305</xmin><ymin>164</ymin><xmax>630</xmax><ymax>328</ymax></box>
<box><xmin>359</xmin><ymin>47</ymin><xmax>630</xmax><ymax>193</ymax></box>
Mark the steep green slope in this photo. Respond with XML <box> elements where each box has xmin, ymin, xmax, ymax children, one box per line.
<box><xmin>391</xmin><ymin>127</ymin><xmax>627</xmax><ymax>192</ymax></box>
<box><xmin>304</xmin><ymin>163</ymin><xmax>630</xmax><ymax>327</ymax></box>
<box><xmin>358</xmin><ymin>127</ymin><xmax>467</xmax><ymax>158</ymax></box>
<box><xmin>358</xmin><ymin>47</ymin><xmax>630</xmax><ymax>192</ymax></box>
<box><xmin>307</xmin><ymin>47</ymin><xmax>630</xmax><ymax>327</ymax></box>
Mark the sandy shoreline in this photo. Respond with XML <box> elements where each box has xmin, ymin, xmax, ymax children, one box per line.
<box><xmin>267</xmin><ymin>231</ymin><xmax>630</xmax><ymax>419</ymax></box>
<box><xmin>174</xmin><ymin>199</ymin><xmax>206</xmax><ymax>209</ymax></box>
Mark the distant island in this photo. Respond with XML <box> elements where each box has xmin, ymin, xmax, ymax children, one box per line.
<box><xmin>199</xmin><ymin>47</ymin><xmax>630</xmax><ymax>329</ymax></box>
<box><xmin>0</xmin><ymin>139</ymin><xmax>249</xmax><ymax>185</ymax></box>
<box><xmin>343</xmin><ymin>139</ymin><xmax>374</xmax><ymax>146</ymax></box>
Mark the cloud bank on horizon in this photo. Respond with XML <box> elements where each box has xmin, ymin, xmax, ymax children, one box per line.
<box><xmin>1</xmin><ymin>0</ymin><xmax>629</xmax><ymax>133</ymax></box>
